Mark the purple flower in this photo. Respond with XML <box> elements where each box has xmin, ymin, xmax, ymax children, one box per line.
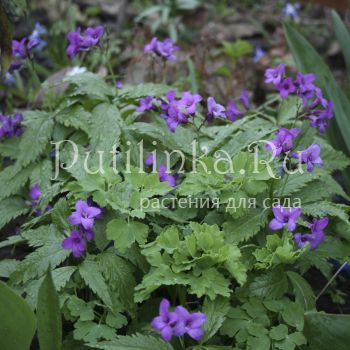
<box><xmin>61</xmin><ymin>230</ymin><xmax>86</xmax><ymax>258</ymax></box>
<box><xmin>276</xmin><ymin>77</ymin><xmax>296</xmax><ymax>99</ymax></box>
<box><xmin>165</xmin><ymin>104</ymin><xmax>188</xmax><ymax>132</ymax></box>
<box><xmin>160</xmin><ymin>90</ymin><xmax>177</xmax><ymax>114</ymax></box>
<box><xmin>66</xmin><ymin>29</ymin><xmax>83</xmax><ymax>58</ymax></box>
<box><xmin>310</xmin><ymin>217</ymin><xmax>329</xmax><ymax>233</ymax></box>
<box><xmin>145</xmin><ymin>152</ymin><xmax>155</xmax><ymax>166</ymax></box>
<box><xmin>177</xmin><ymin>91</ymin><xmax>202</xmax><ymax>115</ymax></box>
<box><xmin>82</xmin><ymin>26</ymin><xmax>104</xmax><ymax>47</ymax></box>
<box><xmin>269</xmin><ymin>206</ymin><xmax>301</xmax><ymax>232</ymax></box>
<box><xmin>136</xmin><ymin>96</ymin><xmax>154</xmax><ymax>112</ymax></box>
<box><xmin>309</xmin><ymin>101</ymin><xmax>333</xmax><ymax>134</ymax></box>
<box><xmin>12</xmin><ymin>39</ymin><xmax>27</xmax><ymax>59</ymax></box>
<box><xmin>151</xmin><ymin>299</ymin><xmax>206</xmax><ymax>343</ymax></box>
<box><xmin>297</xmin><ymin>144</ymin><xmax>323</xmax><ymax>172</ymax></box>
<box><xmin>282</xmin><ymin>3</ymin><xmax>300</xmax><ymax>21</ymax></box>
<box><xmin>294</xmin><ymin>233</ymin><xmax>320</xmax><ymax>250</ymax></box>
<box><xmin>173</xmin><ymin>306</ymin><xmax>206</xmax><ymax>341</ymax></box>
<box><xmin>158</xmin><ymin>165</ymin><xmax>176</xmax><ymax>187</ymax></box>
<box><xmin>144</xmin><ymin>37</ymin><xmax>158</xmax><ymax>53</ymax></box>
<box><xmin>29</xmin><ymin>183</ymin><xmax>42</xmax><ymax>202</ymax></box>
<box><xmin>0</xmin><ymin>113</ymin><xmax>24</xmax><ymax>140</ymax></box>
<box><xmin>66</xmin><ymin>26</ymin><xmax>104</xmax><ymax>58</ymax></box>
<box><xmin>264</xmin><ymin>64</ymin><xmax>285</xmax><ymax>85</ymax></box>
<box><xmin>238</xmin><ymin>90</ymin><xmax>250</xmax><ymax>110</ymax></box>
<box><xmin>207</xmin><ymin>97</ymin><xmax>226</xmax><ymax>120</ymax></box>
<box><xmin>144</xmin><ymin>37</ymin><xmax>179</xmax><ymax>61</ymax></box>
<box><xmin>68</xmin><ymin>200</ymin><xmax>102</xmax><ymax>230</ymax></box>
<box><xmin>151</xmin><ymin>299</ymin><xmax>179</xmax><ymax>342</ymax></box>
<box><xmin>27</xmin><ymin>37</ymin><xmax>41</xmax><ymax>52</ymax></box>
<box><xmin>266</xmin><ymin>127</ymin><xmax>300</xmax><ymax>156</ymax></box>
<box><xmin>116</xmin><ymin>80</ymin><xmax>123</xmax><ymax>89</ymax></box>
<box><xmin>294</xmin><ymin>72</ymin><xmax>315</xmax><ymax>93</ymax></box>
<box><xmin>156</xmin><ymin>38</ymin><xmax>179</xmax><ymax>61</ymax></box>
<box><xmin>310</xmin><ymin>88</ymin><xmax>328</xmax><ymax>109</ymax></box>
<box><xmin>226</xmin><ymin>100</ymin><xmax>243</xmax><ymax>122</ymax></box>
<box><xmin>8</xmin><ymin>60</ymin><xmax>23</xmax><ymax>74</ymax></box>
<box><xmin>294</xmin><ymin>217</ymin><xmax>327</xmax><ymax>250</ymax></box>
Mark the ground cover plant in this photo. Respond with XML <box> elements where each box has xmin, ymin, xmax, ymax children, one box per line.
<box><xmin>0</xmin><ymin>1</ymin><xmax>350</xmax><ymax>350</ymax></box>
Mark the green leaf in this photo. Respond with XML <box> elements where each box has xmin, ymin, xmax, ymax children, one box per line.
<box><xmin>0</xmin><ymin>259</ymin><xmax>19</xmax><ymax>278</ymax></box>
<box><xmin>79</xmin><ymin>256</ymin><xmax>113</xmax><ymax>309</ymax></box>
<box><xmin>37</xmin><ymin>268</ymin><xmax>62</xmax><ymax>350</ymax></box>
<box><xmin>189</xmin><ymin>268</ymin><xmax>231</xmax><ymax>300</ymax></box>
<box><xmin>67</xmin><ymin>296</ymin><xmax>95</xmax><ymax>322</ymax></box>
<box><xmin>286</xmin><ymin>271</ymin><xmax>315</xmax><ymax>310</ymax></box>
<box><xmin>202</xmin><ymin>297</ymin><xmax>230</xmax><ymax>341</ymax></box>
<box><xmin>88</xmin><ymin>333</ymin><xmax>174</xmax><ymax>350</ymax></box>
<box><xmin>55</xmin><ymin>104</ymin><xmax>91</xmax><ymax>134</ymax></box>
<box><xmin>17</xmin><ymin>111</ymin><xmax>55</xmax><ymax>167</ymax></box>
<box><xmin>332</xmin><ymin>10</ymin><xmax>350</xmax><ymax>82</ymax></box>
<box><xmin>0</xmin><ymin>163</ymin><xmax>35</xmax><ymax>200</ymax></box>
<box><xmin>97</xmin><ymin>252</ymin><xmax>136</xmax><ymax>313</ymax></box>
<box><xmin>304</xmin><ymin>311</ymin><xmax>350</xmax><ymax>350</ymax></box>
<box><xmin>281</xmin><ymin>302</ymin><xmax>304</xmax><ymax>331</ymax></box>
<box><xmin>64</xmin><ymin>72</ymin><xmax>114</xmax><ymax>99</ymax></box>
<box><xmin>90</xmin><ymin>103</ymin><xmax>122</xmax><ymax>158</ymax></box>
<box><xmin>0</xmin><ymin>281</ymin><xmax>36</xmax><ymax>350</ymax></box>
<box><xmin>117</xmin><ymin>83</ymin><xmax>170</xmax><ymax>100</ymax></box>
<box><xmin>224</xmin><ymin>208</ymin><xmax>267</xmax><ymax>243</ymax></box>
<box><xmin>74</xmin><ymin>321</ymin><xmax>116</xmax><ymax>343</ymax></box>
<box><xmin>12</xmin><ymin>225</ymin><xmax>70</xmax><ymax>283</ymax></box>
<box><xmin>0</xmin><ymin>196</ymin><xmax>29</xmax><ymax>230</ymax></box>
<box><xmin>107</xmin><ymin>219</ymin><xmax>149</xmax><ymax>252</ymax></box>
<box><xmin>249</xmin><ymin>269</ymin><xmax>288</xmax><ymax>299</ymax></box>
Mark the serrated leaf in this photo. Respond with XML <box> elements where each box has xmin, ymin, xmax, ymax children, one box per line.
<box><xmin>0</xmin><ymin>196</ymin><xmax>29</xmax><ymax>230</ymax></box>
<box><xmin>203</xmin><ymin>297</ymin><xmax>230</xmax><ymax>341</ymax></box>
<box><xmin>74</xmin><ymin>321</ymin><xmax>116</xmax><ymax>343</ymax></box>
<box><xmin>118</xmin><ymin>83</ymin><xmax>170</xmax><ymax>99</ymax></box>
<box><xmin>97</xmin><ymin>252</ymin><xmax>136</xmax><ymax>313</ymax></box>
<box><xmin>286</xmin><ymin>271</ymin><xmax>315</xmax><ymax>310</ymax></box>
<box><xmin>0</xmin><ymin>163</ymin><xmax>35</xmax><ymax>200</ymax></box>
<box><xmin>55</xmin><ymin>104</ymin><xmax>91</xmax><ymax>134</ymax></box>
<box><xmin>11</xmin><ymin>225</ymin><xmax>70</xmax><ymax>283</ymax></box>
<box><xmin>64</xmin><ymin>72</ymin><xmax>114</xmax><ymax>99</ymax></box>
<box><xmin>249</xmin><ymin>269</ymin><xmax>288</xmax><ymax>299</ymax></box>
<box><xmin>79</xmin><ymin>256</ymin><xmax>113</xmax><ymax>309</ymax></box>
<box><xmin>224</xmin><ymin>208</ymin><xmax>267</xmax><ymax>243</ymax></box>
<box><xmin>88</xmin><ymin>333</ymin><xmax>174</xmax><ymax>350</ymax></box>
<box><xmin>17</xmin><ymin>111</ymin><xmax>54</xmax><ymax>167</ymax></box>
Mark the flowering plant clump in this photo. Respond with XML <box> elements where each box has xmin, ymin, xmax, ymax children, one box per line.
<box><xmin>1</xmin><ymin>26</ymin><xmax>350</xmax><ymax>350</ymax></box>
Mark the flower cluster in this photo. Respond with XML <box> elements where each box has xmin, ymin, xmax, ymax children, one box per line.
<box><xmin>267</xmin><ymin>127</ymin><xmax>323</xmax><ymax>173</ymax></box>
<box><xmin>151</xmin><ymin>299</ymin><xmax>206</xmax><ymax>342</ymax></box>
<box><xmin>136</xmin><ymin>90</ymin><xmax>250</xmax><ymax>133</ymax></box>
<box><xmin>9</xmin><ymin>23</ymin><xmax>47</xmax><ymax>77</ymax></box>
<box><xmin>66</xmin><ymin>26</ymin><xmax>104</xmax><ymax>59</ymax></box>
<box><xmin>62</xmin><ymin>200</ymin><xmax>102</xmax><ymax>257</ymax></box>
<box><xmin>264</xmin><ymin>64</ymin><xmax>334</xmax><ymax>134</ymax></box>
<box><xmin>0</xmin><ymin>112</ymin><xmax>24</xmax><ymax>140</ymax></box>
<box><xmin>144</xmin><ymin>37</ymin><xmax>179</xmax><ymax>61</ymax></box>
<box><xmin>269</xmin><ymin>206</ymin><xmax>328</xmax><ymax>251</ymax></box>
<box><xmin>294</xmin><ymin>217</ymin><xmax>328</xmax><ymax>250</ymax></box>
